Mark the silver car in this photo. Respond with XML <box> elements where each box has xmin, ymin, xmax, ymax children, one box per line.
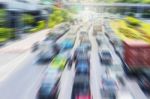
<box><xmin>37</xmin><ymin>41</ymin><xmax>59</xmax><ymax>61</ymax></box>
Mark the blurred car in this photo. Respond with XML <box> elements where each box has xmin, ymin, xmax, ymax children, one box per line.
<box><xmin>45</xmin><ymin>33</ymin><xmax>61</xmax><ymax>41</ymax></box>
<box><xmin>50</xmin><ymin>55</ymin><xmax>67</xmax><ymax>70</ymax></box>
<box><xmin>80</xmin><ymin>31</ymin><xmax>87</xmax><ymax>35</ymax></box>
<box><xmin>31</xmin><ymin>42</ymin><xmax>39</xmax><ymax>52</ymax></box>
<box><xmin>74</xmin><ymin>52</ymin><xmax>90</xmax><ymax>63</ymax></box>
<box><xmin>72</xmin><ymin>75</ymin><xmax>91</xmax><ymax>99</ymax></box>
<box><xmin>74</xmin><ymin>46</ymin><xmax>89</xmax><ymax>55</ymax></box>
<box><xmin>74</xmin><ymin>46</ymin><xmax>89</xmax><ymax>60</ymax></box>
<box><xmin>37</xmin><ymin>41</ymin><xmax>60</xmax><ymax>62</ymax></box>
<box><xmin>99</xmin><ymin>50</ymin><xmax>112</xmax><ymax>65</ymax></box>
<box><xmin>80</xmin><ymin>40</ymin><xmax>91</xmax><ymax>51</ymax></box>
<box><xmin>75</xmin><ymin>91</ymin><xmax>91</xmax><ymax>99</ymax></box>
<box><xmin>59</xmin><ymin>51</ymin><xmax>71</xmax><ymax>60</ymax></box>
<box><xmin>96</xmin><ymin>35</ymin><xmax>106</xmax><ymax>46</ymax></box>
<box><xmin>80</xmin><ymin>31</ymin><xmax>88</xmax><ymax>40</ymax></box>
<box><xmin>138</xmin><ymin>70</ymin><xmax>150</xmax><ymax>93</ymax></box>
<box><xmin>59</xmin><ymin>38</ymin><xmax>75</xmax><ymax>50</ymax></box>
<box><xmin>38</xmin><ymin>69</ymin><xmax>61</xmax><ymax>99</ymax></box>
<box><xmin>101</xmin><ymin>76</ymin><xmax>118</xmax><ymax>99</ymax></box>
<box><xmin>76</xmin><ymin>60</ymin><xmax>90</xmax><ymax>75</ymax></box>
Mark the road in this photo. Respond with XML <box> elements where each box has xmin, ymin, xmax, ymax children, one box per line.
<box><xmin>0</xmin><ymin>22</ymin><xmax>74</xmax><ymax>99</ymax></box>
<box><xmin>0</xmin><ymin>19</ymin><xmax>149</xmax><ymax>99</ymax></box>
<box><xmin>58</xmin><ymin>21</ymin><xmax>149</xmax><ymax>99</ymax></box>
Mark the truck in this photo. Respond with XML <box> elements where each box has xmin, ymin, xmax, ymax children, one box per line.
<box><xmin>116</xmin><ymin>39</ymin><xmax>150</xmax><ymax>76</ymax></box>
<box><xmin>106</xmin><ymin>32</ymin><xmax>150</xmax><ymax>78</ymax></box>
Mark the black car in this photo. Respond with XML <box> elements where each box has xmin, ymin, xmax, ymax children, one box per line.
<box><xmin>72</xmin><ymin>75</ymin><xmax>91</xmax><ymax>99</ymax></box>
<box><xmin>99</xmin><ymin>50</ymin><xmax>112</xmax><ymax>65</ymax></box>
<box><xmin>74</xmin><ymin>46</ymin><xmax>89</xmax><ymax>61</ymax></box>
<box><xmin>138</xmin><ymin>70</ymin><xmax>150</xmax><ymax>93</ymax></box>
<box><xmin>38</xmin><ymin>69</ymin><xmax>61</xmax><ymax>99</ymax></box>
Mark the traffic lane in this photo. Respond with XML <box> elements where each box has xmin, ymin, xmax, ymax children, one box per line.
<box><xmin>103</xmin><ymin>28</ymin><xmax>148</xmax><ymax>99</ymax></box>
<box><xmin>0</xmin><ymin>22</ymin><xmax>68</xmax><ymax>52</ymax></box>
<box><xmin>58</xmin><ymin>63</ymin><xmax>76</xmax><ymax>99</ymax></box>
<box><xmin>58</xmin><ymin>23</ymin><xmax>82</xmax><ymax>99</ymax></box>
<box><xmin>0</xmin><ymin>53</ymin><xmax>21</xmax><ymax>66</ymax></box>
<box><xmin>0</xmin><ymin>29</ymin><xmax>50</xmax><ymax>53</ymax></box>
<box><xmin>0</xmin><ymin>53</ymin><xmax>48</xmax><ymax>99</ymax></box>
<box><xmin>124</xmin><ymin>78</ymin><xmax>148</xmax><ymax>99</ymax></box>
<box><xmin>89</xmin><ymin>24</ymin><xmax>103</xmax><ymax>99</ymax></box>
<box><xmin>102</xmin><ymin>35</ymin><xmax>123</xmax><ymax>74</ymax></box>
<box><xmin>0</xmin><ymin>29</ymin><xmax>50</xmax><ymax>67</ymax></box>
<box><xmin>0</xmin><ymin>24</ymin><xmax>71</xmax><ymax>82</ymax></box>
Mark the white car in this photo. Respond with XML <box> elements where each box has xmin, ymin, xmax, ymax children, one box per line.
<box><xmin>37</xmin><ymin>41</ymin><xmax>59</xmax><ymax>61</ymax></box>
<box><xmin>100</xmin><ymin>70</ymin><xmax>119</xmax><ymax>99</ymax></box>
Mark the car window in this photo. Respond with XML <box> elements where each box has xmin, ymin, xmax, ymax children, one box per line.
<box><xmin>103</xmin><ymin>78</ymin><xmax>116</xmax><ymax>86</ymax></box>
<box><xmin>102</xmin><ymin>52</ymin><xmax>111</xmax><ymax>56</ymax></box>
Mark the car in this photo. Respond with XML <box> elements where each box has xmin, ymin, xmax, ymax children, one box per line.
<box><xmin>75</xmin><ymin>90</ymin><xmax>91</xmax><ymax>99</ymax></box>
<box><xmin>75</xmin><ymin>60</ymin><xmax>90</xmax><ymax>75</ymax></box>
<box><xmin>38</xmin><ymin>68</ymin><xmax>61</xmax><ymax>99</ymax></box>
<box><xmin>37</xmin><ymin>41</ymin><xmax>60</xmax><ymax>62</ymax></box>
<box><xmin>96</xmin><ymin>35</ymin><xmax>106</xmax><ymax>46</ymax></box>
<box><xmin>50</xmin><ymin>55</ymin><xmax>68</xmax><ymax>70</ymax></box>
<box><xmin>45</xmin><ymin>33</ymin><xmax>60</xmax><ymax>41</ymax></box>
<box><xmin>31</xmin><ymin>42</ymin><xmax>39</xmax><ymax>52</ymax></box>
<box><xmin>72</xmin><ymin>75</ymin><xmax>91</xmax><ymax>99</ymax></box>
<box><xmin>138</xmin><ymin>69</ymin><xmax>150</xmax><ymax>93</ymax></box>
<box><xmin>80</xmin><ymin>40</ymin><xmax>91</xmax><ymax>51</ymax></box>
<box><xmin>74</xmin><ymin>46</ymin><xmax>90</xmax><ymax>61</ymax></box>
<box><xmin>101</xmin><ymin>75</ymin><xmax>118</xmax><ymax>99</ymax></box>
<box><xmin>59</xmin><ymin>38</ymin><xmax>75</xmax><ymax>50</ymax></box>
<box><xmin>99</xmin><ymin>50</ymin><xmax>112</xmax><ymax>65</ymax></box>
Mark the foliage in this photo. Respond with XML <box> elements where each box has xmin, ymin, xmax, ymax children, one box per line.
<box><xmin>110</xmin><ymin>18</ymin><xmax>150</xmax><ymax>43</ymax></box>
<box><xmin>0</xmin><ymin>9</ymin><xmax>6</xmax><ymax>26</ymax></box>
<box><xmin>22</xmin><ymin>14</ymin><xmax>35</xmax><ymax>25</ymax></box>
<box><xmin>0</xmin><ymin>28</ymin><xmax>13</xmax><ymax>42</ymax></box>
<box><xmin>28</xmin><ymin>20</ymin><xmax>46</xmax><ymax>32</ymax></box>
<box><xmin>97</xmin><ymin>0</ymin><xmax>150</xmax><ymax>4</ymax></box>
<box><xmin>48</xmin><ymin>6</ymin><xmax>72</xmax><ymax>28</ymax></box>
<box><xmin>125</xmin><ymin>16</ymin><xmax>141</xmax><ymax>26</ymax></box>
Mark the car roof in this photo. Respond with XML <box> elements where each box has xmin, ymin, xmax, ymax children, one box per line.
<box><xmin>76</xmin><ymin>61</ymin><xmax>89</xmax><ymax>67</ymax></box>
<box><xmin>74</xmin><ymin>75</ymin><xmax>89</xmax><ymax>83</ymax></box>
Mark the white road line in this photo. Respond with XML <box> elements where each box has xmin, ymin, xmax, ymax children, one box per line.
<box><xmin>89</xmin><ymin>24</ymin><xmax>102</xmax><ymax>99</ymax></box>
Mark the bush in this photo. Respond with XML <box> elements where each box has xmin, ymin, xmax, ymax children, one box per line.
<box><xmin>28</xmin><ymin>20</ymin><xmax>46</xmax><ymax>33</ymax></box>
<box><xmin>0</xmin><ymin>9</ymin><xmax>7</xmax><ymax>26</ymax></box>
<box><xmin>22</xmin><ymin>14</ymin><xmax>35</xmax><ymax>25</ymax></box>
<box><xmin>48</xmin><ymin>6</ymin><xmax>73</xmax><ymax>28</ymax></box>
<box><xmin>125</xmin><ymin>16</ymin><xmax>141</xmax><ymax>26</ymax></box>
<box><xmin>0</xmin><ymin>28</ymin><xmax>13</xmax><ymax>42</ymax></box>
<box><xmin>37</xmin><ymin>21</ymin><xmax>46</xmax><ymax>30</ymax></box>
<box><xmin>29</xmin><ymin>28</ymin><xmax>38</xmax><ymax>33</ymax></box>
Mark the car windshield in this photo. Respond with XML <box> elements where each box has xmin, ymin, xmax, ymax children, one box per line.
<box><xmin>77</xmin><ymin>61</ymin><xmax>89</xmax><ymax>67</ymax></box>
<box><xmin>40</xmin><ymin>84</ymin><xmax>54</xmax><ymax>94</ymax></box>
<box><xmin>102</xmin><ymin>52</ymin><xmax>111</xmax><ymax>56</ymax></box>
<box><xmin>103</xmin><ymin>78</ymin><xmax>116</xmax><ymax>87</ymax></box>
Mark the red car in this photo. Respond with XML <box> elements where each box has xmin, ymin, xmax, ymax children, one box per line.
<box><xmin>75</xmin><ymin>92</ymin><xmax>91</xmax><ymax>99</ymax></box>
